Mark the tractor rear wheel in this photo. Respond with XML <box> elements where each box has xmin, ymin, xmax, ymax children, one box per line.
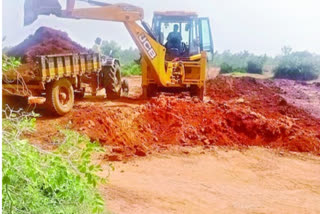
<box><xmin>46</xmin><ymin>78</ymin><xmax>74</xmax><ymax>116</ymax></box>
<box><xmin>190</xmin><ymin>85</ymin><xmax>204</xmax><ymax>101</ymax></box>
<box><xmin>104</xmin><ymin>63</ymin><xmax>122</xmax><ymax>99</ymax></box>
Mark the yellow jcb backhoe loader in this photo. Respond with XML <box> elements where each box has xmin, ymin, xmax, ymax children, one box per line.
<box><xmin>24</xmin><ymin>0</ymin><xmax>214</xmax><ymax>100</ymax></box>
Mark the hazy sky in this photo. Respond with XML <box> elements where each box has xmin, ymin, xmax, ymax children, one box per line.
<box><xmin>3</xmin><ymin>0</ymin><xmax>320</xmax><ymax>55</ymax></box>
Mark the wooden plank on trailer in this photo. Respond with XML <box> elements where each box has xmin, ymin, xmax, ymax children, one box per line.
<box><xmin>72</xmin><ymin>54</ymin><xmax>80</xmax><ymax>75</ymax></box>
<box><xmin>64</xmin><ymin>56</ymin><xmax>72</xmax><ymax>76</ymax></box>
<box><xmin>56</xmin><ymin>57</ymin><xmax>64</xmax><ymax>77</ymax></box>
<box><xmin>48</xmin><ymin>57</ymin><xmax>55</xmax><ymax>78</ymax></box>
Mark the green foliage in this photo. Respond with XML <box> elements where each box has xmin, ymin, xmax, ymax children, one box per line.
<box><xmin>2</xmin><ymin>55</ymin><xmax>21</xmax><ymax>73</ymax></box>
<box><xmin>121</xmin><ymin>62</ymin><xmax>141</xmax><ymax>76</ymax></box>
<box><xmin>213</xmin><ymin>50</ymin><xmax>267</xmax><ymax>74</ymax></box>
<box><xmin>274</xmin><ymin>50</ymin><xmax>320</xmax><ymax>81</ymax></box>
<box><xmin>247</xmin><ymin>59</ymin><xmax>264</xmax><ymax>74</ymax></box>
<box><xmin>220</xmin><ymin>62</ymin><xmax>233</xmax><ymax>74</ymax></box>
<box><xmin>2</xmin><ymin>111</ymin><xmax>108</xmax><ymax>214</ymax></box>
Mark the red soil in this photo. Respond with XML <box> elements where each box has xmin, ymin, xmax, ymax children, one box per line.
<box><xmin>5</xmin><ymin>27</ymin><xmax>88</xmax><ymax>80</ymax></box>
<box><xmin>69</xmin><ymin>76</ymin><xmax>320</xmax><ymax>160</ymax></box>
<box><xmin>7</xmin><ymin>27</ymin><xmax>88</xmax><ymax>64</ymax></box>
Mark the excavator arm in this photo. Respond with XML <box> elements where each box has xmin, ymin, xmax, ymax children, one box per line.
<box><xmin>24</xmin><ymin>0</ymin><xmax>172</xmax><ymax>87</ymax></box>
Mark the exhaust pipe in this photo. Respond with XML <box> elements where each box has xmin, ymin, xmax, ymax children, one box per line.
<box><xmin>24</xmin><ymin>0</ymin><xmax>62</xmax><ymax>25</ymax></box>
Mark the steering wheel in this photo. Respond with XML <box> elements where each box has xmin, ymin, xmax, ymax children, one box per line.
<box><xmin>181</xmin><ymin>42</ymin><xmax>187</xmax><ymax>55</ymax></box>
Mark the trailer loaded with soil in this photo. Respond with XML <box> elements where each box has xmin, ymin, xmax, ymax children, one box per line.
<box><xmin>3</xmin><ymin>53</ymin><xmax>125</xmax><ymax>115</ymax></box>
<box><xmin>3</xmin><ymin>27</ymin><xmax>127</xmax><ymax>115</ymax></box>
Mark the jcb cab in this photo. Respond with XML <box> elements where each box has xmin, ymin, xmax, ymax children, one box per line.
<box><xmin>143</xmin><ymin>11</ymin><xmax>214</xmax><ymax>99</ymax></box>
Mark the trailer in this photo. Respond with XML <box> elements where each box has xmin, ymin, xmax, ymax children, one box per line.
<box><xmin>3</xmin><ymin>53</ymin><xmax>125</xmax><ymax>115</ymax></box>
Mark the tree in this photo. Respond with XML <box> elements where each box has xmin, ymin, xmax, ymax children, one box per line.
<box><xmin>99</xmin><ymin>40</ymin><xmax>140</xmax><ymax>65</ymax></box>
<box><xmin>281</xmin><ymin>46</ymin><xmax>292</xmax><ymax>56</ymax></box>
<box><xmin>100</xmin><ymin>40</ymin><xmax>122</xmax><ymax>58</ymax></box>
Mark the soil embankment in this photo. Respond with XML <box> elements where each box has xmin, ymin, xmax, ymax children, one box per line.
<box><xmin>62</xmin><ymin>76</ymin><xmax>320</xmax><ymax>161</ymax></box>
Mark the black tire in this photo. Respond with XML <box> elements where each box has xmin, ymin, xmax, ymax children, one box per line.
<box><xmin>46</xmin><ymin>78</ymin><xmax>74</xmax><ymax>116</ymax></box>
<box><xmin>190</xmin><ymin>85</ymin><xmax>204</xmax><ymax>101</ymax></box>
<box><xmin>104</xmin><ymin>63</ymin><xmax>122</xmax><ymax>99</ymax></box>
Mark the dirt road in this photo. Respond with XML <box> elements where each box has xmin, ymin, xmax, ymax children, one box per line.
<box><xmin>102</xmin><ymin>147</ymin><xmax>320</xmax><ymax>214</ymax></box>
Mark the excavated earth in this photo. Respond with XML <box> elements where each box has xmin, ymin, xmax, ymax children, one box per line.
<box><xmin>5</xmin><ymin>27</ymin><xmax>88</xmax><ymax>80</ymax></box>
<box><xmin>44</xmin><ymin>75</ymin><xmax>320</xmax><ymax>161</ymax></box>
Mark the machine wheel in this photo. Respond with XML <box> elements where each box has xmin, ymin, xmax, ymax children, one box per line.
<box><xmin>190</xmin><ymin>85</ymin><xmax>204</xmax><ymax>101</ymax></box>
<box><xmin>46</xmin><ymin>78</ymin><xmax>74</xmax><ymax>116</ymax></box>
<box><xmin>143</xmin><ymin>84</ymin><xmax>157</xmax><ymax>99</ymax></box>
<box><xmin>104</xmin><ymin>63</ymin><xmax>122</xmax><ymax>99</ymax></box>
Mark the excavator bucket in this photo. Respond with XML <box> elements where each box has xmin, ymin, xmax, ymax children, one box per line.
<box><xmin>24</xmin><ymin>0</ymin><xmax>62</xmax><ymax>25</ymax></box>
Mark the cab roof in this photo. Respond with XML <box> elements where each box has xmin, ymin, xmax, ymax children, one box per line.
<box><xmin>154</xmin><ymin>11</ymin><xmax>198</xmax><ymax>17</ymax></box>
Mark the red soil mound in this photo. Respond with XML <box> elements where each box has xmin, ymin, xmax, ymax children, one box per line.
<box><xmin>69</xmin><ymin>76</ymin><xmax>320</xmax><ymax>160</ymax></box>
<box><xmin>206</xmin><ymin>76</ymin><xmax>320</xmax><ymax>127</ymax></box>
<box><xmin>7</xmin><ymin>27</ymin><xmax>88</xmax><ymax>64</ymax></box>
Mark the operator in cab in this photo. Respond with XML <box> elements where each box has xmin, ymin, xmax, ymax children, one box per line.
<box><xmin>167</xmin><ymin>24</ymin><xmax>182</xmax><ymax>53</ymax></box>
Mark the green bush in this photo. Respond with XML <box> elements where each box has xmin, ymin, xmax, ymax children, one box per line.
<box><xmin>121</xmin><ymin>62</ymin><xmax>141</xmax><ymax>76</ymax></box>
<box><xmin>247</xmin><ymin>60</ymin><xmax>263</xmax><ymax>74</ymax></box>
<box><xmin>2</xmin><ymin>111</ymin><xmax>108</xmax><ymax>214</ymax></box>
<box><xmin>274</xmin><ymin>51</ymin><xmax>320</xmax><ymax>81</ymax></box>
<box><xmin>213</xmin><ymin>51</ymin><xmax>267</xmax><ymax>74</ymax></box>
<box><xmin>220</xmin><ymin>62</ymin><xmax>233</xmax><ymax>73</ymax></box>
<box><xmin>220</xmin><ymin>63</ymin><xmax>246</xmax><ymax>74</ymax></box>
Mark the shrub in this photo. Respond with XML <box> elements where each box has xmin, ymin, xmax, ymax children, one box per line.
<box><xmin>2</xmin><ymin>55</ymin><xmax>21</xmax><ymax>73</ymax></box>
<box><xmin>213</xmin><ymin>51</ymin><xmax>267</xmax><ymax>74</ymax></box>
<box><xmin>247</xmin><ymin>60</ymin><xmax>263</xmax><ymax>74</ymax></box>
<box><xmin>220</xmin><ymin>62</ymin><xmax>233</xmax><ymax>74</ymax></box>
<box><xmin>220</xmin><ymin>63</ymin><xmax>246</xmax><ymax>74</ymax></box>
<box><xmin>2</xmin><ymin>110</ymin><xmax>108</xmax><ymax>213</ymax></box>
<box><xmin>274</xmin><ymin>51</ymin><xmax>320</xmax><ymax>81</ymax></box>
<box><xmin>121</xmin><ymin>62</ymin><xmax>141</xmax><ymax>76</ymax></box>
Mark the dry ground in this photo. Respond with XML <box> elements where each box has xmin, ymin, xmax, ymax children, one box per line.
<box><xmin>102</xmin><ymin>147</ymin><xmax>320</xmax><ymax>214</ymax></box>
<box><xmin>22</xmin><ymin>75</ymin><xmax>320</xmax><ymax>214</ymax></box>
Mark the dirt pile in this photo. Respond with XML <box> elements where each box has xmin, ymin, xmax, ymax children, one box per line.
<box><xmin>69</xmin><ymin>76</ymin><xmax>320</xmax><ymax>160</ymax></box>
<box><xmin>206</xmin><ymin>76</ymin><xmax>320</xmax><ymax>125</ymax></box>
<box><xmin>137</xmin><ymin>95</ymin><xmax>320</xmax><ymax>152</ymax></box>
<box><xmin>7</xmin><ymin>27</ymin><xmax>88</xmax><ymax>64</ymax></box>
<box><xmin>272</xmin><ymin>79</ymin><xmax>320</xmax><ymax>119</ymax></box>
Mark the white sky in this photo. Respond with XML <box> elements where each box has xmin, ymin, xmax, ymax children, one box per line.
<box><xmin>2</xmin><ymin>0</ymin><xmax>320</xmax><ymax>55</ymax></box>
